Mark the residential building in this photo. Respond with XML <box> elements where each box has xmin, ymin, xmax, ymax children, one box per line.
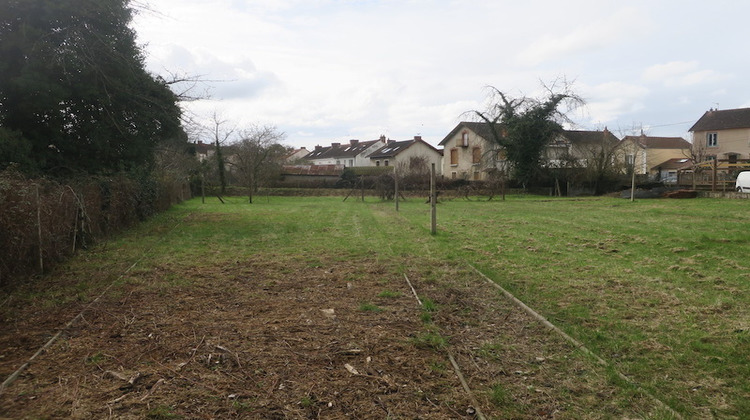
<box><xmin>439</xmin><ymin>121</ymin><xmax>621</xmax><ymax>180</ymax></box>
<box><xmin>618</xmin><ymin>133</ymin><xmax>692</xmax><ymax>177</ymax></box>
<box><xmin>284</xmin><ymin>147</ymin><xmax>310</xmax><ymax>162</ymax></box>
<box><xmin>303</xmin><ymin>136</ymin><xmax>388</xmax><ymax>167</ymax></box>
<box><xmin>546</xmin><ymin>129</ymin><xmax>621</xmax><ymax>168</ymax></box>
<box><xmin>368</xmin><ymin>136</ymin><xmax>442</xmax><ymax>174</ymax></box>
<box><xmin>689</xmin><ymin>107</ymin><xmax>750</xmax><ymax>164</ymax></box>
<box><xmin>439</xmin><ymin>122</ymin><xmax>502</xmax><ymax>181</ymax></box>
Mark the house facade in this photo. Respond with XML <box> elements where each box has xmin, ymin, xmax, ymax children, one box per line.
<box><xmin>304</xmin><ymin>136</ymin><xmax>387</xmax><ymax>167</ymax></box>
<box><xmin>439</xmin><ymin>122</ymin><xmax>621</xmax><ymax>180</ymax></box>
<box><xmin>618</xmin><ymin>134</ymin><xmax>692</xmax><ymax>177</ymax></box>
<box><xmin>439</xmin><ymin>122</ymin><xmax>502</xmax><ymax>180</ymax></box>
<box><xmin>689</xmin><ymin>107</ymin><xmax>750</xmax><ymax>164</ymax></box>
<box><xmin>368</xmin><ymin>136</ymin><xmax>442</xmax><ymax>174</ymax></box>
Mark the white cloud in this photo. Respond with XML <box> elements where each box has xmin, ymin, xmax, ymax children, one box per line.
<box><xmin>642</xmin><ymin>61</ymin><xmax>725</xmax><ymax>88</ymax></box>
<box><xmin>131</xmin><ymin>1</ymin><xmax>750</xmax><ymax>149</ymax></box>
<box><xmin>517</xmin><ymin>7</ymin><xmax>649</xmax><ymax>67</ymax></box>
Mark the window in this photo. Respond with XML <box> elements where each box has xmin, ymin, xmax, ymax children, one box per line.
<box><xmin>450</xmin><ymin>148</ymin><xmax>459</xmax><ymax>165</ymax></box>
<box><xmin>461</xmin><ymin>132</ymin><xmax>469</xmax><ymax>147</ymax></box>
<box><xmin>349</xmin><ymin>159</ymin><xmax>353</xmax><ymax>167</ymax></box>
<box><xmin>472</xmin><ymin>147</ymin><xmax>482</xmax><ymax>164</ymax></box>
<box><xmin>384</xmin><ymin>160</ymin><xmax>389</xmax><ymax>166</ymax></box>
<box><xmin>625</xmin><ymin>154</ymin><xmax>635</xmax><ymax>166</ymax></box>
<box><xmin>707</xmin><ymin>132</ymin><xmax>718</xmax><ymax>147</ymax></box>
<box><xmin>375</xmin><ymin>160</ymin><xmax>380</xmax><ymax>166</ymax></box>
<box><xmin>336</xmin><ymin>160</ymin><xmax>340</xmax><ymax>165</ymax></box>
<box><xmin>451</xmin><ymin>171</ymin><xmax>457</xmax><ymax>179</ymax></box>
<box><xmin>473</xmin><ymin>171</ymin><xmax>481</xmax><ymax>180</ymax></box>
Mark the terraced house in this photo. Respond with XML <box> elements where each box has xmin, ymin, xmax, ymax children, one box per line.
<box><xmin>304</xmin><ymin>136</ymin><xmax>387</xmax><ymax>167</ymax></box>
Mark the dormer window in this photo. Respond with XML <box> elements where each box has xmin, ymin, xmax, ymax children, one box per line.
<box><xmin>461</xmin><ymin>131</ymin><xmax>469</xmax><ymax>147</ymax></box>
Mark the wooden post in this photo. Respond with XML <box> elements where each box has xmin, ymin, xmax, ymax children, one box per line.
<box><xmin>360</xmin><ymin>176</ymin><xmax>364</xmax><ymax>202</ymax></box>
<box><xmin>36</xmin><ymin>184</ymin><xmax>43</xmax><ymax>274</ymax></box>
<box><xmin>394</xmin><ymin>166</ymin><xmax>399</xmax><ymax>212</ymax></box>
<box><xmin>201</xmin><ymin>173</ymin><xmax>205</xmax><ymax>204</ymax></box>
<box><xmin>712</xmin><ymin>159</ymin><xmax>717</xmax><ymax>192</ymax></box>
<box><xmin>430</xmin><ymin>163</ymin><xmax>436</xmax><ymax>235</ymax></box>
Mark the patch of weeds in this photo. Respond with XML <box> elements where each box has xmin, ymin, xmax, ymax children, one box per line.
<box><xmin>377</xmin><ymin>290</ymin><xmax>402</xmax><ymax>298</ymax></box>
<box><xmin>85</xmin><ymin>351</ymin><xmax>105</xmax><ymax>365</ymax></box>
<box><xmin>146</xmin><ymin>405</ymin><xmax>181</xmax><ymax>419</ymax></box>
<box><xmin>420</xmin><ymin>311</ymin><xmax>432</xmax><ymax>324</ymax></box>
<box><xmin>412</xmin><ymin>331</ymin><xmax>448</xmax><ymax>350</ymax></box>
<box><xmin>477</xmin><ymin>341</ymin><xmax>505</xmax><ymax>361</ymax></box>
<box><xmin>421</xmin><ymin>298</ymin><xmax>437</xmax><ymax>312</ymax></box>
<box><xmin>232</xmin><ymin>399</ymin><xmax>254</xmax><ymax>412</ymax></box>
<box><xmin>359</xmin><ymin>302</ymin><xmax>383</xmax><ymax>312</ymax></box>
<box><xmin>489</xmin><ymin>383</ymin><xmax>510</xmax><ymax>406</ymax></box>
<box><xmin>300</xmin><ymin>395</ymin><xmax>316</xmax><ymax>408</ymax></box>
<box><xmin>429</xmin><ymin>360</ymin><xmax>447</xmax><ymax>373</ymax></box>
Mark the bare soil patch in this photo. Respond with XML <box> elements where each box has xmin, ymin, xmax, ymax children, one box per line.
<box><xmin>1</xmin><ymin>256</ymin><xmax>661</xmax><ymax>418</ymax></box>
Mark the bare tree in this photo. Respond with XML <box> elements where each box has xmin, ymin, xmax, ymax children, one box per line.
<box><xmin>208</xmin><ymin>112</ymin><xmax>236</xmax><ymax>195</ymax></box>
<box><xmin>230</xmin><ymin>125</ymin><xmax>287</xmax><ymax>203</ymax></box>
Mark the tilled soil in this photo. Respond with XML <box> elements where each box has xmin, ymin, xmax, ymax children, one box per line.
<box><xmin>0</xmin><ymin>257</ymin><xmax>659</xmax><ymax>419</ymax></box>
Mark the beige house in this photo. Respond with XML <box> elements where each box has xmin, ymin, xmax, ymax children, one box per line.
<box><xmin>439</xmin><ymin>122</ymin><xmax>502</xmax><ymax>180</ymax></box>
<box><xmin>439</xmin><ymin>121</ymin><xmax>621</xmax><ymax>180</ymax></box>
<box><xmin>368</xmin><ymin>136</ymin><xmax>442</xmax><ymax>173</ymax></box>
<box><xmin>689</xmin><ymin>107</ymin><xmax>750</xmax><ymax>164</ymax></box>
<box><xmin>618</xmin><ymin>133</ymin><xmax>691</xmax><ymax>177</ymax></box>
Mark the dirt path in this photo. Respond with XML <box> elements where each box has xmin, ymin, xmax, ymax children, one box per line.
<box><xmin>1</xmin><ymin>255</ymin><xmax>661</xmax><ymax>419</ymax></box>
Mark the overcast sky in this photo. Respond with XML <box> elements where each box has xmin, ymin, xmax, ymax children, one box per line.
<box><xmin>133</xmin><ymin>0</ymin><xmax>750</xmax><ymax>149</ymax></box>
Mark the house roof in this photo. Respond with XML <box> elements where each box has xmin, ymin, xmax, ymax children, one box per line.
<box><xmin>562</xmin><ymin>130</ymin><xmax>620</xmax><ymax>146</ymax></box>
<box><xmin>368</xmin><ymin>137</ymin><xmax>441</xmax><ymax>159</ymax></box>
<box><xmin>440</xmin><ymin>122</ymin><xmax>619</xmax><ymax>148</ymax></box>
<box><xmin>304</xmin><ymin>138</ymin><xmax>384</xmax><ymax>160</ymax></box>
<box><xmin>281</xmin><ymin>164</ymin><xmax>343</xmax><ymax>176</ymax></box>
<box><xmin>439</xmin><ymin>121</ymin><xmax>503</xmax><ymax>146</ymax></box>
<box><xmin>651</xmin><ymin>158</ymin><xmax>692</xmax><ymax>171</ymax></box>
<box><xmin>689</xmin><ymin>107</ymin><xmax>750</xmax><ymax>132</ymax></box>
<box><xmin>621</xmin><ymin>135</ymin><xmax>691</xmax><ymax>149</ymax></box>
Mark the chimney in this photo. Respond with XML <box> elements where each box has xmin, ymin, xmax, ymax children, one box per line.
<box><xmin>379</xmin><ymin>135</ymin><xmax>386</xmax><ymax>142</ymax></box>
<box><xmin>414</xmin><ymin>135</ymin><xmax>422</xmax><ymax>141</ymax></box>
<box><xmin>332</xmin><ymin>142</ymin><xmax>341</xmax><ymax>148</ymax></box>
<box><xmin>315</xmin><ymin>145</ymin><xmax>322</xmax><ymax>151</ymax></box>
<box><xmin>300</xmin><ymin>146</ymin><xmax>307</xmax><ymax>150</ymax></box>
<box><xmin>350</xmin><ymin>139</ymin><xmax>359</xmax><ymax>146</ymax></box>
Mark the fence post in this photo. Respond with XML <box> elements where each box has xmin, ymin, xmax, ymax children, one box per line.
<box><xmin>430</xmin><ymin>163</ymin><xmax>436</xmax><ymax>235</ymax></box>
<box><xmin>394</xmin><ymin>166</ymin><xmax>399</xmax><ymax>212</ymax></box>
<box><xmin>36</xmin><ymin>184</ymin><xmax>43</xmax><ymax>274</ymax></box>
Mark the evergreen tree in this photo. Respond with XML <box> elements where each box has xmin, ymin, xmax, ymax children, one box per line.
<box><xmin>0</xmin><ymin>0</ymin><xmax>185</xmax><ymax>174</ymax></box>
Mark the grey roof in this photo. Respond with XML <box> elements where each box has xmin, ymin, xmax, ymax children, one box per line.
<box><xmin>304</xmin><ymin>139</ymin><xmax>383</xmax><ymax>160</ymax></box>
<box><xmin>440</xmin><ymin>122</ymin><xmax>619</xmax><ymax>147</ymax></box>
<box><xmin>562</xmin><ymin>130</ymin><xmax>620</xmax><ymax>146</ymax></box>
<box><xmin>621</xmin><ymin>135</ymin><xmax>691</xmax><ymax>149</ymax></box>
<box><xmin>689</xmin><ymin>107</ymin><xmax>750</xmax><ymax>132</ymax></box>
<box><xmin>439</xmin><ymin>121</ymin><xmax>504</xmax><ymax>146</ymax></box>
<box><xmin>651</xmin><ymin>158</ymin><xmax>692</xmax><ymax>171</ymax></box>
<box><xmin>368</xmin><ymin>138</ymin><xmax>441</xmax><ymax>159</ymax></box>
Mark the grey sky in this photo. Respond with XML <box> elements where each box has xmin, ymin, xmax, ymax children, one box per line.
<box><xmin>134</xmin><ymin>0</ymin><xmax>750</xmax><ymax>148</ymax></box>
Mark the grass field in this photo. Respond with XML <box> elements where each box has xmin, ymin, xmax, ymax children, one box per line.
<box><xmin>1</xmin><ymin>194</ymin><xmax>748</xmax><ymax>418</ymax></box>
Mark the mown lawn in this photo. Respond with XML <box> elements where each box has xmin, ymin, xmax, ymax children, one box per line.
<box><xmin>390</xmin><ymin>194</ymin><xmax>749</xmax><ymax>418</ymax></box>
